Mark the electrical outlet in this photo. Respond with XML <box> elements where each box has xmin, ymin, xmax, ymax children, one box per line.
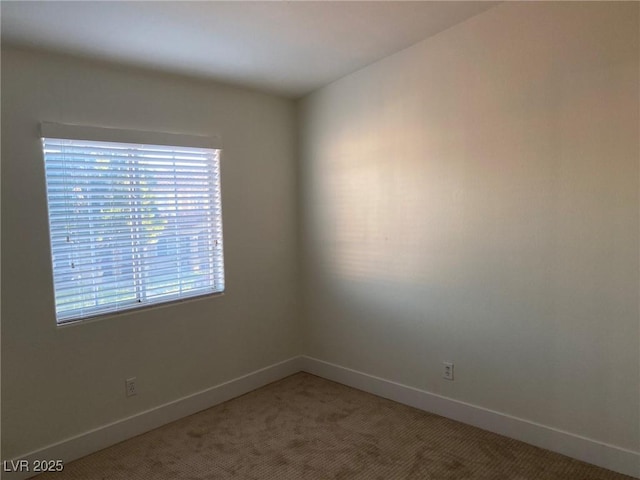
<box><xmin>125</xmin><ymin>377</ymin><xmax>137</xmax><ymax>397</ymax></box>
<box><xmin>442</xmin><ymin>362</ymin><xmax>454</xmax><ymax>381</ymax></box>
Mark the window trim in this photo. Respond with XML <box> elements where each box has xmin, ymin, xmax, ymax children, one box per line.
<box><xmin>40</xmin><ymin>122</ymin><xmax>225</xmax><ymax>325</ymax></box>
<box><xmin>40</xmin><ymin>122</ymin><xmax>222</xmax><ymax>150</ymax></box>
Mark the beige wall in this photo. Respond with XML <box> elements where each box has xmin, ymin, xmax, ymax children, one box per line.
<box><xmin>1</xmin><ymin>48</ymin><xmax>300</xmax><ymax>458</ymax></box>
<box><xmin>299</xmin><ymin>1</ymin><xmax>639</xmax><ymax>451</ymax></box>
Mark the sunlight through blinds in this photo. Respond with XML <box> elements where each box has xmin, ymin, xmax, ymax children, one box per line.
<box><xmin>41</xmin><ymin>129</ymin><xmax>224</xmax><ymax>323</ymax></box>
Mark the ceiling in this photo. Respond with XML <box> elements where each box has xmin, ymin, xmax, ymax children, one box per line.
<box><xmin>1</xmin><ymin>1</ymin><xmax>499</xmax><ymax>98</ymax></box>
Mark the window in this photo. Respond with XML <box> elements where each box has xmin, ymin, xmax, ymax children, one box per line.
<box><xmin>40</xmin><ymin>123</ymin><xmax>225</xmax><ymax>324</ymax></box>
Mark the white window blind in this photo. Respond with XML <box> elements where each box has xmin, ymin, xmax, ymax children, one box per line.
<box><xmin>41</xmin><ymin>128</ymin><xmax>224</xmax><ymax>324</ymax></box>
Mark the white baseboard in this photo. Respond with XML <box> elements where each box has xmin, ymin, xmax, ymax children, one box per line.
<box><xmin>299</xmin><ymin>356</ymin><xmax>640</xmax><ymax>479</ymax></box>
<box><xmin>4</xmin><ymin>355</ymin><xmax>637</xmax><ymax>480</ymax></box>
<box><xmin>2</xmin><ymin>356</ymin><xmax>302</xmax><ymax>480</ymax></box>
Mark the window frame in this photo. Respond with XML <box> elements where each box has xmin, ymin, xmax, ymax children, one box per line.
<box><xmin>40</xmin><ymin>122</ymin><xmax>225</xmax><ymax>325</ymax></box>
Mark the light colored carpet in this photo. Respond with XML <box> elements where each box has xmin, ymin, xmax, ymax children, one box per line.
<box><xmin>34</xmin><ymin>373</ymin><xmax>634</xmax><ymax>479</ymax></box>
